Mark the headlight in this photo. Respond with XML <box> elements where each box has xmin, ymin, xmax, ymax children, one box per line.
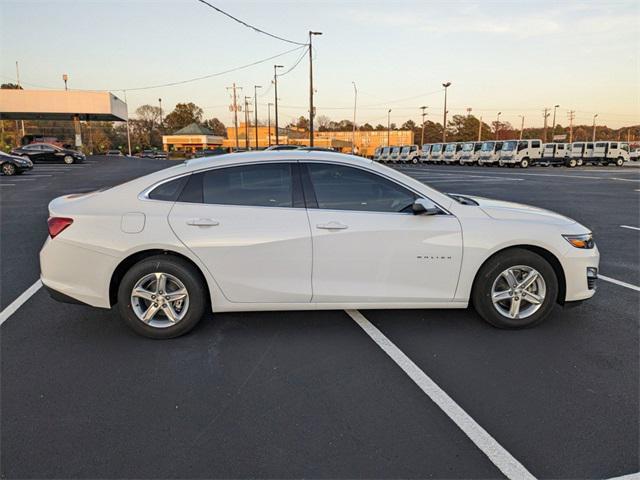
<box><xmin>563</xmin><ymin>233</ymin><xmax>594</xmax><ymax>249</ymax></box>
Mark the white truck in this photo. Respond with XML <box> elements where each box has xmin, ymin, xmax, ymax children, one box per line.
<box><xmin>498</xmin><ymin>139</ymin><xmax>543</xmax><ymax>168</ymax></box>
<box><xmin>477</xmin><ymin>141</ymin><xmax>503</xmax><ymax>166</ymax></box>
<box><xmin>379</xmin><ymin>146</ymin><xmax>391</xmax><ymax>163</ymax></box>
<box><xmin>399</xmin><ymin>144</ymin><xmax>421</xmax><ymax>163</ymax></box>
<box><xmin>568</xmin><ymin>142</ymin><xmax>593</xmax><ymax>167</ymax></box>
<box><xmin>540</xmin><ymin>143</ymin><xmax>571</xmax><ymax>166</ymax></box>
<box><xmin>389</xmin><ymin>146</ymin><xmax>401</xmax><ymax>163</ymax></box>
<box><xmin>429</xmin><ymin>143</ymin><xmax>445</xmax><ymax>163</ymax></box>
<box><xmin>443</xmin><ymin>142</ymin><xmax>463</xmax><ymax>164</ymax></box>
<box><xmin>592</xmin><ymin>141</ymin><xmax>630</xmax><ymax>166</ymax></box>
<box><xmin>372</xmin><ymin>147</ymin><xmax>382</xmax><ymax>162</ymax></box>
<box><xmin>420</xmin><ymin>144</ymin><xmax>432</xmax><ymax>163</ymax></box>
<box><xmin>459</xmin><ymin>141</ymin><xmax>482</xmax><ymax>165</ymax></box>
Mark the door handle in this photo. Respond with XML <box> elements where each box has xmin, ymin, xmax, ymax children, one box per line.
<box><xmin>317</xmin><ymin>221</ymin><xmax>348</xmax><ymax>230</ymax></box>
<box><xmin>186</xmin><ymin>218</ymin><xmax>219</xmax><ymax>227</ymax></box>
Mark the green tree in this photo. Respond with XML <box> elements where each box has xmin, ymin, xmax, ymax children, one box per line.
<box><xmin>164</xmin><ymin>102</ymin><xmax>203</xmax><ymax>132</ymax></box>
<box><xmin>203</xmin><ymin>118</ymin><xmax>227</xmax><ymax>137</ymax></box>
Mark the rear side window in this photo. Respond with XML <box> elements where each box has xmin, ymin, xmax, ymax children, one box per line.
<box><xmin>305</xmin><ymin>163</ymin><xmax>416</xmax><ymax>213</ymax></box>
<box><xmin>148</xmin><ymin>176</ymin><xmax>189</xmax><ymax>201</ymax></box>
<box><xmin>610</xmin><ymin>143</ymin><xmax>618</xmax><ymax>148</ymax></box>
<box><xmin>179</xmin><ymin>163</ymin><xmax>294</xmax><ymax>208</ymax></box>
<box><xmin>531</xmin><ymin>140</ymin><xmax>541</xmax><ymax>148</ymax></box>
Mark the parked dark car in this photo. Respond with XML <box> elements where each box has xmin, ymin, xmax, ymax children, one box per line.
<box><xmin>11</xmin><ymin>143</ymin><xmax>85</xmax><ymax>164</ymax></box>
<box><xmin>106</xmin><ymin>149</ymin><xmax>123</xmax><ymax>156</ymax></box>
<box><xmin>0</xmin><ymin>151</ymin><xmax>34</xmax><ymax>176</ymax></box>
<box><xmin>138</xmin><ymin>149</ymin><xmax>168</xmax><ymax>159</ymax></box>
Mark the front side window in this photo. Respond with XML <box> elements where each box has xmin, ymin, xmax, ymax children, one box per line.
<box><xmin>179</xmin><ymin>163</ymin><xmax>294</xmax><ymax>208</ymax></box>
<box><xmin>306</xmin><ymin>163</ymin><xmax>416</xmax><ymax>213</ymax></box>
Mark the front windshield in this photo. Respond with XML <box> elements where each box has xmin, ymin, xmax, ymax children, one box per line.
<box><xmin>481</xmin><ymin>142</ymin><xmax>494</xmax><ymax>151</ymax></box>
<box><xmin>432</xmin><ymin>144</ymin><xmax>443</xmax><ymax>152</ymax></box>
<box><xmin>401</xmin><ymin>146</ymin><xmax>410</xmax><ymax>154</ymax></box>
<box><xmin>445</xmin><ymin>144</ymin><xmax>456</xmax><ymax>152</ymax></box>
<box><xmin>462</xmin><ymin>143</ymin><xmax>474</xmax><ymax>152</ymax></box>
<box><xmin>382</xmin><ymin>147</ymin><xmax>390</xmax><ymax>154</ymax></box>
<box><xmin>501</xmin><ymin>141</ymin><xmax>517</xmax><ymax>151</ymax></box>
<box><xmin>422</xmin><ymin>144</ymin><xmax>430</xmax><ymax>152</ymax></box>
<box><xmin>391</xmin><ymin>147</ymin><xmax>400</xmax><ymax>154</ymax></box>
<box><xmin>621</xmin><ymin>143</ymin><xmax>629</xmax><ymax>152</ymax></box>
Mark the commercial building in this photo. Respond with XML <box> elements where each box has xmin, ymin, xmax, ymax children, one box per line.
<box><xmin>162</xmin><ymin>123</ymin><xmax>224</xmax><ymax>153</ymax></box>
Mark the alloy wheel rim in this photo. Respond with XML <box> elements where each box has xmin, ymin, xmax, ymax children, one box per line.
<box><xmin>491</xmin><ymin>265</ymin><xmax>546</xmax><ymax>320</ymax></box>
<box><xmin>64</xmin><ymin>156</ymin><xmax>73</xmax><ymax>164</ymax></box>
<box><xmin>130</xmin><ymin>272</ymin><xmax>189</xmax><ymax>328</ymax></box>
<box><xmin>2</xmin><ymin>164</ymin><xmax>14</xmax><ymax>175</ymax></box>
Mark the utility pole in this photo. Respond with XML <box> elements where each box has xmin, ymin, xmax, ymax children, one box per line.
<box><xmin>592</xmin><ymin>114</ymin><xmax>598</xmax><ymax>142</ymax></box>
<box><xmin>15</xmin><ymin>61</ymin><xmax>25</xmax><ymax>139</ymax></box>
<box><xmin>567</xmin><ymin>110</ymin><xmax>575</xmax><ymax>143</ymax></box>
<box><xmin>274</xmin><ymin>65</ymin><xmax>283</xmax><ymax>145</ymax></box>
<box><xmin>420</xmin><ymin>106</ymin><xmax>428</xmax><ymax>146</ymax></box>
<box><xmin>351</xmin><ymin>81</ymin><xmax>357</xmax><ymax>154</ymax></box>
<box><xmin>124</xmin><ymin>90</ymin><xmax>132</xmax><ymax>156</ymax></box>
<box><xmin>387</xmin><ymin>109</ymin><xmax>392</xmax><ymax>147</ymax></box>
<box><xmin>244</xmin><ymin>96</ymin><xmax>251</xmax><ymax>150</ymax></box>
<box><xmin>442</xmin><ymin>82</ymin><xmax>451</xmax><ymax>142</ymax></box>
<box><xmin>254</xmin><ymin>85</ymin><xmax>262</xmax><ymax>149</ymax></box>
<box><xmin>267</xmin><ymin>103</ymin><xmax>273</xmax><ymax>146</ymax></box>
<box><xmin>495</xmin><ymin>112</ymin><xmax>502</xmax><ymax>140</ymax></box>
<box><xmin>478</xmin><ymin>115</ymin><xmax>483</xmax><ymax>142</ymax></box>
<box><xmin>226</xmin><ymin>83</ymin><xmax>242</xmax><ymax>150</ymax></box>
<box><xmin>551</xmin><ymin>104</ymin><xmax>559</xmax><ymax>141</ymax></box>
<box><xmin>519</xmin><ymin>115</ymin><xmax>525</xmax><ymax>140</ymax></box>
<box><xmin>308</xmin><ymin>31</ymin><xmax>322</xmax><ymax>147</ymax></box>
<box><xmin>158</xmin><ymin>98</ymin><xmax>163</xmax><ymax>127</ymax></box>
<box><xmin>62</xmin><ymin>73</ymin><xmax>68</xmax><ymax>91</ymax></box>
<box><xmin>542</xmin><ymin>107</ymin><xmax>550</xmax><ymax>142</ymax></box>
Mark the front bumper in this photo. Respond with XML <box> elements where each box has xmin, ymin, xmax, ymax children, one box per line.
<box><xmin>562</xmin><ymin>244</ymin><xmax>600</xmax><ymax>302</ymax></box>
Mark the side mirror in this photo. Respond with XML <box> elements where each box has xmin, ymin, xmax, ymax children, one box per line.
<box><xmin>412</xmin><ymin>198</ymin><xmax>440</xmax><ymax>216</ymax></box>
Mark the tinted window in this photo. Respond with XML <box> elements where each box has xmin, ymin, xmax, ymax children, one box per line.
<box><xmin>148</xmin><ymin>176</ymin><xmax>189</xmax><ymax>201</ymax></box>
<box><xmin>610</xmin><ymin>142</ymin><xmax>618</xmax><ymax>148</ymax></box>
<box><xmin>306</xmin><ymin>163</ymin><xmax>416</xmax><ymax>213</ymax></box>
<box><xmin>531</xmin><ymin>140</ymin><xmax>541</xmax><ymax>148</ymax></box>
<box><xmin>196</xmin><ymin>163</ymin><xmax>293</xmax><ymax>208</ymax></box>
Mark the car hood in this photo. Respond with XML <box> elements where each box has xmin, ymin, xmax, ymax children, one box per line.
<box><xmin>463</xmin><ymin>195</ymin><xmax>577</xmax><ymax>226</ymax></box>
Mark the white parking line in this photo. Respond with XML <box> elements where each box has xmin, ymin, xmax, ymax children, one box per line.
<box><xmin>0</xmin><ymin>280</ymin><xmax>42</xmax><ymax>326</ymax></box>
<box><xmin>620</xmin><ymin>225</ymin><xmax>640</xmax><ymax>231</ymax></box>
<box><xmin>346</xmin><ymin>309</ymin><xmax>536</xmax><ymax>480</ymax></box>
<box><xmin>0</xmin><ymin>183</ymin><xmax>15</xmax><ymax>186</ymax></box>
<box><xmin>599</xmin><ymin>275</ymin><xmax>640</xmax><ymax>292</ymax></box>
<box><xmin>612</xmin><ymin>177</ymin><xmax>640</xmax><ymax>182</ymax></box>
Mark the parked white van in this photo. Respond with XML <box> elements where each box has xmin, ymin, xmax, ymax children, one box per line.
<box><xmin>389</xmin><ymin>146</ymin><xmax>401</xmax><ymax>163</ymax></box>
<box><xmin>399</xmin><ymin>144</ymin><xmax>421</xmax><ymax>164</ymax></box>
<box><xmin>379</xmin><ymin>146</ymin><xmax>391</xmax><ymax>163</ymax></box>
<box><xmin>498</xmin><ymin>139</ymin><xmax>543</xmax><ymax>168</ymax></box>
<box><xmin>592</xmin><ymin>141</ymin><xmax>629</xmax><ymax>166</ymax></box>
<box><xmin>478</xmin><ymin>141</ymin><xmax>503</xmax><ymax>166</ymax></box>
<box><xmin>568</xmin><ymin>142</ymin><xmax>593</xmax><ymax>167</ymax></box>
<box><xmin>443</xmin><ymin>142</ymin><xmax>463</xmax><ymax>164</ymax></box>
<box><xmin>420</xmin><ymin>143</ymin><xmax>432</xmax><ymax>163</ymax></box>
<box><xmin>540</xmin><ymin>143</ymin><xmax>571</xmax><ymax>166</ymax></box>
<box><xmin>459</xmin><ymin>141</ymin><xmax>483</xmax><ymax>165</ymax></box>
<box><xmin>372</xmin><ymin>146</ymin><xmax>382</xmax><ymax>162</ymax></box>
<box><xmin>430</xmin><ymin>143</ymin><xmax>445</xmax><ymax>163</ymax></box>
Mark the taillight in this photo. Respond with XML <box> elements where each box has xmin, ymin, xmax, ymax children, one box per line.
<box><xmin>47</xmin><ymin>217</ymin><xmax>73</xmax><ymax>239</ymax></box>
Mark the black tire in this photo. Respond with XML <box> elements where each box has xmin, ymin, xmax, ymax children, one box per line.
<box><xmin>117</xmin><ymin>255</ymin><xmax>207</xmax><ymax>339</ymax></box>
<box><xmin>472</xmin><ymin>248</ymin><xmax>558</xmax><ymax>329</ymax></box>
<box><xmin>520</xmin><ymin>158</ymin><xmax>530</xmax><ymax>168</ymax></box>
<box><xmin>1</xmin><ymin>163</ymin><xmax>16</xmax><ymax>176</ymax></box>
<box><xmin>616</xmin><ymin>157</ymin><xmax>624</xmax><ymax>167</ymax></box>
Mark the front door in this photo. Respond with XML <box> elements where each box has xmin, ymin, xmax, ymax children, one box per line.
<box><xmin>302</xmin><ymin>162</ymin><xmax>463</xmax><ymax>303</ymax></box>
<box><xmin>168</xmin><ymin>162</ymin><xmax>312</xmax><ymax>303</ymax></box>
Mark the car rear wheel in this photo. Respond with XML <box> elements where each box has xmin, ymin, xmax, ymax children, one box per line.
<box><xmin>117</xmin><ymin>255</ymin><xmax>207</xmax><ymax>339</ymax></box>
<box><xmin>472</xmin><ymin>248</ymin><xmax>558</xmax><ymax>329</ymax></box>
<box><xmin>63</xmin><ymin>155</ymin><xmax>75</xmax><ymax>164</ymax></box>
<box><xmin>1</xmin><ymin>163</ymin><xmax>16</xmax><ymax>176</ymax></box>
<box><xmin>567</xmin><ymin>158</ymin><xmax>577</xmax><ymax>167</ymax></box>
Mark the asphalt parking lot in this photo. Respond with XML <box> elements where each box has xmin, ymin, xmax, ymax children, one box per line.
<box><xmin>1</xmin><ymin>156</ymin><xmax>638</xmax><ymax>479</ymax></box>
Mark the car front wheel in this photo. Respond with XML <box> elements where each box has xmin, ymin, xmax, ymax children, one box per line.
<box><xmin>616</xmin><ymin>157</ymin><xmax>624</xmax><ymax>167</ymax></box>
<box><xmin>472</xmin><ymin>248</ymin><xmax>558</xmax><ymax>329</ymax></box>
<box><xmin>1</xmin><ymin>163</ymin><xmax>16</xmax><ymax>176</ymax></box>
<box><xmin>117</xmin><ymin>255</ymin><xmax>207</xmax><ymax>339</ymax></box>
<box><xmin>63</xmin><ymin>155</ymin><xmax>75</xmax><ymax>164</ymax></box>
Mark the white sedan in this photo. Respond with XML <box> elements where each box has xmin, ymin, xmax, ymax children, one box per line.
<box><xmin>40</xmin><ymin>151</ymin><xmax>599</xmax><ymax>338</ymax></box>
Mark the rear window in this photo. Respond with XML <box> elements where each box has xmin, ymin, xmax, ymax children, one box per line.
<box><xmin>148</xmin><ymin>176</ymin><xmax>189</xmax><ymax>201</ymax></box>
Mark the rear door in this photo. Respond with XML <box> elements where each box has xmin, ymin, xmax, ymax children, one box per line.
<box><xmin>302</xmin><ymin>162</ymin><xmax>462</xmax><ymax>303</ymax></box>
<box><xmin>168</xmin><ymin>162</ymin><xmax>312</xmax><ymax>303</ymax></box>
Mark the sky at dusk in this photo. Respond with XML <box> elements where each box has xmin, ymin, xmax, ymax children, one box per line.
<box><xmin>1</xmin><ymin>0</ymin><xmax>639</xmax><ymax>129</ymax></box>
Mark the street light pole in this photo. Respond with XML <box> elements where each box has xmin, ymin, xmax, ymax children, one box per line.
<box><xmin>519</xmin><ymin>115</ymin><xmax>525</xmax><ymax>140</ymax></box>
<box><xmin>387</xmin><ymin>109</ymin><xmax>392</xmax><ymax>147</ymax></box>
<box><xmin>158</xmin><ymin>98</ymin><xmax>163</xmax><ymax>127</ymax></box>
<box><xmin>267</xmin><ymin>103</ymin><xmax>273</xmax><ymax>146</ymax></box>
<box><xmin>273</xmin><ymin>65</ymin><xmax>283</xmax><ymax>145</ymax></box>
<box><xmin>62</xmin><ymin>73</ymin><xmax>68</xmax><ymax>91</ymax></box>
<box><xmin>352</xmin><ymin>81</ymin><xmax>357</xmax><ymax>154</ymax></box>
<box><xmin>244</xmin><ymin>96</ymin><xmax>251</xmax><ymax>150</ymax></box>
<box><xmin>495</xmin><ymin>112</ymin><xmax>502</xmax><ymax>140</ymax></box>
<box><xmin>551</xmin><ymin>104</ymin><xmax>559</xmax><ymax>141</ymax></box>
<box><xmin>592</xmin><ymin>114</ymin><xmax>598</xmax><ymax>142</ymax></box>
<box><xmin>442</xmin><ymin>82</ymin><xmax>451</xmax><ymax>142</ymax></box>
<box><xmin>420</xmin><ymin>106</ymin><xmax>428</xmax><ymax>146</ymax></box>
<box><xmin>254</xmin><ymin>85</ymin><xmax>262</xmax><ymax>149</ymax></box>
<box><xmin>309</xmin><ymin>31</ymin><xmax>322</xmax><ymax>147</ymax></box>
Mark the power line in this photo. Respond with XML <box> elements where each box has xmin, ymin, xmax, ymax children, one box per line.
<box><xmin>277</xmin><ymin>46</ymin><xmax>309</xmax><ymax>77</ymax></box>
<box><xmin>195</xmin><ymin>0</ymin><xmax>307</xmax><ymax>46</ymax></box>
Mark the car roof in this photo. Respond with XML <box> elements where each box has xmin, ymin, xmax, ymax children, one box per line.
<box><xmin>184</xmin><ymin>150</ymin><xmax>373</xmax><ymax>171</ymax></box>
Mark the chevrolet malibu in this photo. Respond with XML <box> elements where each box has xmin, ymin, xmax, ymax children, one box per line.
<box><xmin>40</xmin><ymin>151</ymin><xmax>599</xmax><ymax>338</ymax></box>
